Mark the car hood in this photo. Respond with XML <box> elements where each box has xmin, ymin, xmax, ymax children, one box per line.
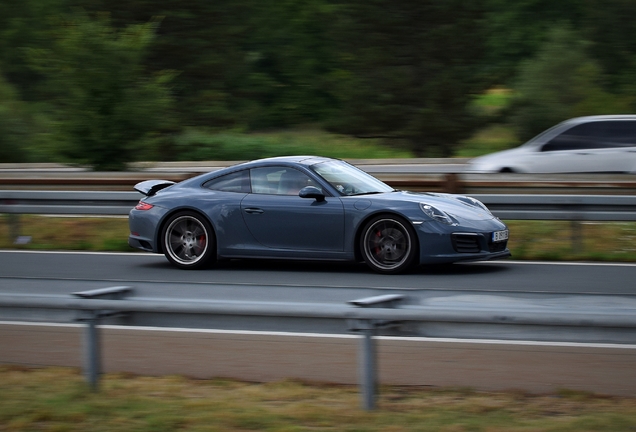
<box><xmin>364</xmin><ymin>191</ymin><xmax>496</xmax><ymax>222</ymax></box>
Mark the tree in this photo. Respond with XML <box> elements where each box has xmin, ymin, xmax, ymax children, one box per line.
<box><xmin>0</xmin><ymin>73</ymin><xmax>31</xmax><ymax>162</ymax></box>
<box><xmin>234</xmin><ymin>0</ymin><xmax>341</xmax><ymax>129</ymax></box>
<box><xmin>328</xmin><ymin>0</ymin><xmax>489</xmax><ymax>157</ymax></box>
<box><xmin>0</xmin><ymin>0</ymin><xmax>74</xmax><ymax>101</ymax></box>
<box><xmin>27</xmin><ymin>11</ymin><xmax>175</xmax><ymax>170</ymax></box>
<box><xmin>510</xmin><ymin>26</ymin><xmax>631</xmax><ymax>141</ymax></box>
<box><xmin>483</xmin><ymin>0</ymin><xmax>583</xmax><ymax>84</ymax></box>
<box><xmin>85</xmin><ymin>0</ymin><xmax>341</xmax><ymax>131</ymax></box>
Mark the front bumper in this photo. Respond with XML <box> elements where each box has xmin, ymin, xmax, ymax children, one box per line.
<box><xmin>415</xmin><ymin>219</ymin><xmax>511</xmax><ymax>265</ymax></box>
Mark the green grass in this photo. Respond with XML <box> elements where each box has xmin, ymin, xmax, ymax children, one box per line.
<box><xmin>2</xmin><ymin>366</ymin><xmax>635</xmax><ymax>431</ymax></box>
<box><xmin>455</xmin><ymin>87</ymin><xmax>520</xmax><ymax>158</ymax></box>
<box><xmin>506</xmin><ymin>220</ymin><xmax>636</xmax><ymax>262</ymax></box>
<box><xmin>173</xmin><ymin>127</ymin><xmax>414</xmax><ymax>161</ymax></box>
<box><xmin>455</xmin><ymin>124</ymin><xmax>520</xmax><ymax>157</ymax></box>
<box><xmin>471</xmin><ymin>87</ymin><xmax>514</xmax><ymax>117</ymax></box>
<box><xmin>176</xmin><ymin>124</ymin><xmax>521</xmax><ymax>160</ymax></box>
<box><xmin>1</xmin><ymin>215</ymin><xmax>132</xmax><ymax>252</ymax></box>
<box><xmin>3</xmin><ymin>215</ymin><xmax>636</xmax><ymax>263</ymax></box>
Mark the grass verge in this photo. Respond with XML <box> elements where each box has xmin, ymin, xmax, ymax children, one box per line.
<box><xmin>173</xmin><ymin>128</ymin><xmax>414</xmax><ymax>161</ymax></box>
<box><xmin>2</xmin><ymin>215</ymin><xmax>636</xmax><ymax>263</ymax></box>
<box><xmin>2</xmin><ymin>366</ymin><xmax>636</xmax><ymax>432</ymax></box>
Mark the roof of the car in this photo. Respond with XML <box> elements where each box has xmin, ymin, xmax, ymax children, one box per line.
<box><xmin>231</xmin><ymin>155</ymin><xmax>335</xmax><ymax>169</ymax></box>
<box><xmin>255</xmin><ymin>155</ymin><xmax>333</xmax><ymax>164</ymax></box>
<box><xmin>564</xmin><ymin>115</ymin><xmax>636</xmax><ymax>125</ymax></box>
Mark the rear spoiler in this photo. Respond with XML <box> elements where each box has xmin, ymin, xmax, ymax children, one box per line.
<box><xmin>134</xmin><ymin>180</ymin><xmax>176</xmax><ymax>197</ymax></box>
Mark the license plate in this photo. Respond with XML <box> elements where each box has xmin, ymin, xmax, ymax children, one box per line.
<box><xmin>492</xmin><ymin>230</ymin><xmax>509</xmax><ymax>242</ymax></box>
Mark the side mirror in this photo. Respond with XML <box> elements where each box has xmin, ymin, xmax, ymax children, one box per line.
<box><xmin>299</xmin><ymin>186</ymin><xmax>325</xmax><ymax>202</ymax></box>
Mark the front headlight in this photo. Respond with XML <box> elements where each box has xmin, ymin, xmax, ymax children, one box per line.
<box><xmin>420</xmin><ymin>203</ymin><xmax>457</xmax><ymax>225</ymax></box>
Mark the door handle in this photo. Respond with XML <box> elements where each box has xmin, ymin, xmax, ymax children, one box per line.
<box><xmin>244</xmin><ymin>208</ymin><xmax>264</xmax><ymax>214</ymax></box>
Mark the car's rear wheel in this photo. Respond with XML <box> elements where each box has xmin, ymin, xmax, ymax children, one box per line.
<box><xmin>162</xmin><ymin>211</ymin><xmax>216</xmax><ymax>269</ymax></box>
<box><xmin>360</xmin><ymin>215</ymin><xmax>417</xmax><ymax>274</ymax></box>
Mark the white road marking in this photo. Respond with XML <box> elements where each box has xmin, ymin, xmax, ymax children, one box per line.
<box><xmin>3</xmin><ymin>250</ymin><xmax>636</xmax><ymax>267</ymax></box>
<box><xmin>2</xmin><ymin>321</ymin><xmax>635</xmax><ymax>349</ymax></box>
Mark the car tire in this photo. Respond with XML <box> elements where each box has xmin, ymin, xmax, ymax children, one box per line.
<box><xmin>161</xmin><ymin>211</ymin><xmax>216</xmax><ymax>269</ymax></box>
<box><xmin>360</xmin><ymin>215</ymin><xmax>418</xmax><ymax>274</ymax></box>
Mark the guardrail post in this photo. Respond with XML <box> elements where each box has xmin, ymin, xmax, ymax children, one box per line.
<box><xmin>84</xmin><ymin>312</ymin><xmax>100</xmax><ymax>390</ymax></box>
<box><xmin>2</xmin><ymin>200</ymin><xmax>24</xmax><ymax>243</ymax></box>
<box><xmin>444</xmin><ymin>173</ymin><xmax>461</xmax><ymax>194</ymax></box>
<box><xmin>72</xmin><ymin>286</ymin><xmax>133</xmax><ymax>391</ymax></box>
<box><xmin>347</xmin><ymin>294</ymin><xmax>404</xmax><ymax>410</ymax></box>
<box><xmin>571</xmin><ymin>220</ymin><xmax>583</xmax><ymax>252</ymax></box>
<box><xmin>7</xmin><ymin>214</ymin><xmax>20</xmax><ymax>242</ymax></box>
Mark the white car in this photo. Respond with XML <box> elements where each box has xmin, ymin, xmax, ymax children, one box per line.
<box><xmin>467</xmin><ymin>115</ymin><xmax>636</xmax><ymax>173</ymax></box>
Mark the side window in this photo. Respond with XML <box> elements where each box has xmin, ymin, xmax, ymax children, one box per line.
<box><xmin>203</xmin><ymin>170</ymin><xmax>250</xmax><ymax>193</ymax></box>
<box><xmin>250</xmin><ymin>167</ymin><xmax>317</xmax><ymax>195</ymax></box>
<box><xmin>598</xmin><ymin>121</ymin><xmax>636</xmax><ymax>146</ymax></box>
<box><xmin>542</xmin><ymin>121</ymin><xmax>636</xmax><ymax>152</ymax></box>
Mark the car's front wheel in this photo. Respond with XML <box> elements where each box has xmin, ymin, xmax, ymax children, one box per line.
<box><xmin>360</xmin><ymin>215</ymin><xmax>417</xmax><ymax>274</ymax></box>
<box><xmin>161</xmin><ymin>211</ymin><xmax>216</xmax><ymax>269</ymax></box>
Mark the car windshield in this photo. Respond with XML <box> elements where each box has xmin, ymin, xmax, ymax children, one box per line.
<box><xmin>311</xmin><ymin>160</ymin><xmax>394</xmax><ymax>196</ymax></box>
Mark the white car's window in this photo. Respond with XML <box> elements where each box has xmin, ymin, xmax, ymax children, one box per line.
<box><xmin>250</xmin><ymin>167</ymin><xmax>317</xmax><ymax>196</ymax></box>
<box><xmin>542</xmin><ymin>121</ymin><xmax>636</xmax><ymax>152</ymax></box>
<box><xmin>311</xmin><ymin>160</ymin><xmax>394</xmax><ymax>196</ymax></box>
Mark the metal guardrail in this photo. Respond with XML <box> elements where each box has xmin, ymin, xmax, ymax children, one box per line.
<box><xmin>1</xmin><ymin>190</ymin><xmax>636</xmax><ymax>221</ymax></box>
<box><xmin>2</xmin><ymin>289</ymin><xmax>636</xmax><ymax>409</ymax></box>
<box><xmin>0</xmin><ymin>190</ymin><xmax>142</xmax><ymax>215</ymax></box>
<box><xmin>3</xmin><ymin>170</ymin><xmax>636</xmax><ymax>194</ymax></box>
<box><xmin>471</xmin><ymin>194</ymin><xmax>636</xmax><ymax>221</ymax></box>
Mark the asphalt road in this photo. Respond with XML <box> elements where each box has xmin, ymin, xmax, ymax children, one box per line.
<box><xmin>3</xmin><ymin>250</ymin><xmax>636</xmax><ymax>395</ymax></box>
<box><xmin>1</xmin><ymin>250</ymin><xmax>635</xmax><ymax>300</ymax></box>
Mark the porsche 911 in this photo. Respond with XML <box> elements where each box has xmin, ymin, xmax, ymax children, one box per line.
<box><xmin>128</xmin><ymin>156</ymin><xmax>510</xmax><ymax>274</ymax></box>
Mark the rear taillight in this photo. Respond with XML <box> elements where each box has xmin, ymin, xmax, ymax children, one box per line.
<box><xmin>135</xmin><ymin>201</ymin><xmax>154</xmax><ymax>210</ymax></box>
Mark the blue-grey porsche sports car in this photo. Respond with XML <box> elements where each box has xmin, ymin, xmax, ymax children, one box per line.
<box><xmin>128</xmin><ymin>156</ymin><xmax>510</xmax><ymax>274</ymax></box>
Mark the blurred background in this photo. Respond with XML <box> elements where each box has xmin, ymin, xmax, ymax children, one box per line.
<box><xmin>1</xmin><ymin>0</ymin><xmax>636</xmax><ymax>170</ymax></box>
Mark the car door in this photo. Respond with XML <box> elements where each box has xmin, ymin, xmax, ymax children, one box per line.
<box><xmin>240</xmin><ymin>166</ymin><xmax>345</xmax><ymax>251</ymax></box>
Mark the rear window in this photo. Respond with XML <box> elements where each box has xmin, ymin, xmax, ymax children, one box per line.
<box><xmin>203</xmin><ymin>170</ymin><xmax>250</xmax><ymax>193</ymax></box>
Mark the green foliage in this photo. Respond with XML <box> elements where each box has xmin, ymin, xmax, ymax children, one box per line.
<box><xmin>455</xmin><ymin>124</ymin><xmax>520</xmax><ymax>157</ymax></box>
<box><xmin>174</xmin><ymin>128</ymin><xmax>412</xmax><ymax>161</ymax></box>
<box><xmin>0</xmin><ymin>0</ymin><xmax>72</xmax><ymax>101</ymax></box>
<box><xmin>580</xmin><ymin>0</ymin><xmax>636</xmax><ymax>95</ymax></box>
<box><xmin>2</xmin><ymin>366</ymin><xmax>636</xmax><ymax>432</ymax></box>
<box><xmin>26</xmin><ymin>11</ymin><xmax>175</xmax><ymax>170</ymax></box>
<box><xmin>232</xmin><ymin>0</ymin><xmax>341</xmax><ymax>129</ymax></box>
<box><xmin>510</xmin><ymin>26</ymin><xmax>632</xmax><ymax>141</ymax></box>
<box><xmin>88</xmin><ymin>0</ymin><xmax>251</xmax><ymax>129</ymax></box>
<box><xmin>483</xmin><ymin>0</ymin><xmax>584</xmax><ymax>83</ymax></box>
<box><xmin>3</xmin><ymin>1</ymin><xmax>636</xmax><ymax>163</ymax></box>
<box><xmin>329</xmin><ymin>0</ymin><xmax>489</xmax><ymax>157</ymax></box>
<box><xmin>0</xmin><ymin>73</ymin><xmax>31</xmax><ymax>162</ymax></box>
